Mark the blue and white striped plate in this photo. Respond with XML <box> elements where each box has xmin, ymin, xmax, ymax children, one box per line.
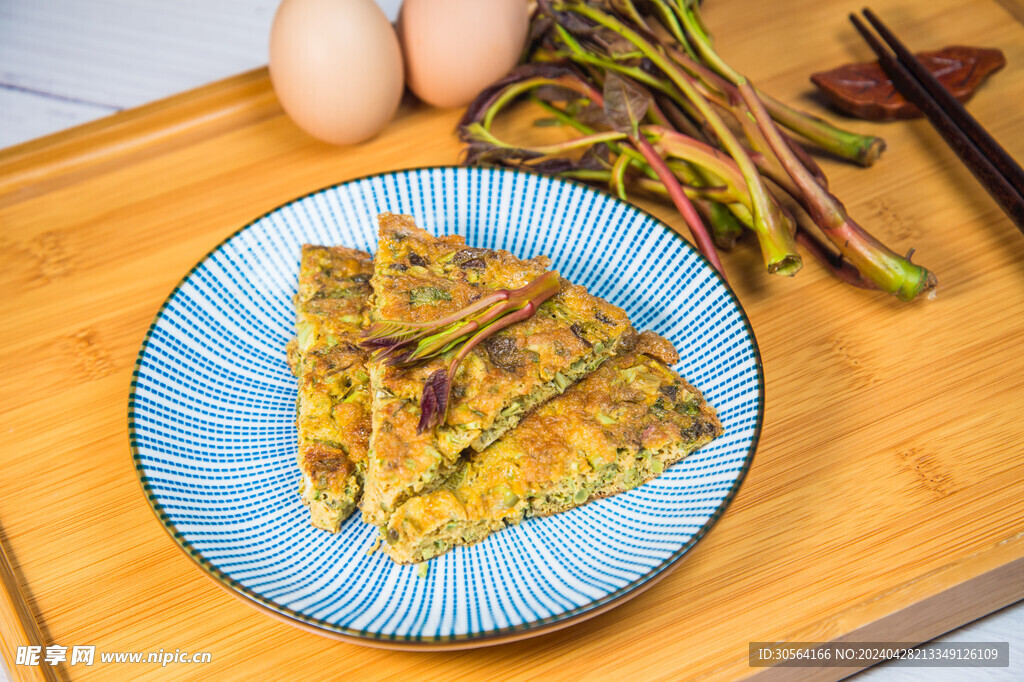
<box><xmin>129</xmin><ymin>166</ymin><xmax>762</xmax><ymax>648</ymax></box>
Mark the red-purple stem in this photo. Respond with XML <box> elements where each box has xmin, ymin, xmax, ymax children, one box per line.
<box><xmin>633</xmin><ymin>134</ymin><xmax>726</xmax><ymax>279</ymax></box>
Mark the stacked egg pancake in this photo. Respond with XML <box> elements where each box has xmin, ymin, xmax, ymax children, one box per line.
<box><xmin>288</xmin><ymin>214</ymin><xmax>722</xmax><ymax>562</ymax></box>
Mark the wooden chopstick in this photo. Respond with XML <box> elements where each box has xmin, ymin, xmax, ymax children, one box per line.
<box><xmin>861</xmin><ymin>8</ymin><xmax>1024</xmax><ymax>193</ymax></box>
<box><xmin>850</xmin><ymin>10</ymin><xmax>1024</xmax><ymax>232</ymax></box>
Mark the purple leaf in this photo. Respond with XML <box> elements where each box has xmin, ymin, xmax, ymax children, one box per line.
<box><xmin>384</xmin><ymin>347</ymin><xmax>417</xmax><ymax>367</ymax></box>
<box><xmin>576</xmin><ymin>102</ymin><xmax>611</xmax><ymax>129</ymax></box>
<box><xmin>547</xmin><ymin>8</ymin><xmax>598</xmax><ymax>35</ymax></box>
<box><xmin>459</xmin><ymin>62</ymin><xmax>584</xmax><ymax>128</ymax></box>
<box><xmin>594</xmin><ymin>30</ymin><xmax>639</xmax><ymax>59</ymax></box>
<box><xmin>460</xmin><ymin>141</ymin><xmax>542</xmax><ymax>166</ymax></box>
<box><xmin>603</xmin><ymin>73</ymin><xmax>650</xmax><ymax>136</ymax></box>
<box><xmin>579</xmin><ymin>143</ymin><xmax>613</xmax><ymax>170</ymax></box>
<box><xmin>529</xmin><ymin>15</ymin><xmax>554</xmax><ymax>43</ymax></box>
<box><xmin>417</xmin><ymin>369</ymin><xmax>451</xmax><ymax>433</ymax></box>
<box><xmin>359</xmin><ymin>336</ymin><xmax>407</xmax><ymax>350</ymax></box>
<box><xmin>534</xmin><ymin>84</ymin><xmax>585</xmax><ymax>103</ymax></box>
<box><xmin>531</xmin><ymin>158</ymin><xmax>581</xmax><ymax>175</ymax></box>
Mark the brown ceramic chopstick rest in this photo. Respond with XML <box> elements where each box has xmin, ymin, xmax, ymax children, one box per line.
<box><xmin>811</xmin><ymin>45</ymin><xmax>1006</xmax><ymax>120</ymax></box>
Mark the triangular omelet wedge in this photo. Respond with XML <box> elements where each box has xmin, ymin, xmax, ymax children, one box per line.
<box><xmin>382</xmin><ymin>331</ymin><xmax>723</xmax><ymax>563</ymax></box>
<box><xmin>287</xmin><ymin>245</ymin><xmax>373</xmax><ymax>531</ymax></box>
<box><xmin>362</xmin><ymin>214</ymin><xmax>637</xmax><ymax>526</ymax></box>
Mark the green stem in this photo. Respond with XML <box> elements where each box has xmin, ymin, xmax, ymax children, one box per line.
<box><xmin>366</xmin><ymin>271</ymin><xmax>561</xmax><ymax>367</ymax></box>
<box><xmin>610</xmin><ymin>152</ymin><xmax>631</xmax><ymax>200</ymax></box>
<box><xmin>533</xmin><ymin>98</ymin><xmax>741</xmax><ymax>204</ymax></box>
<box><xmin>553</xmin><ymin>1</ymin><xmax>800</xmax><ymax>275</ymax></box>
<box><xmin>700</xmin><ymin>200</ymin><xmax>746</xmax><ymax>249</ymax></box>
<box><xmin>738</xmin><ymin>81</ymin><xmax>935</xmax><ymax>299</ymax></box>
<box><xmin>676</xmin><ymin>0</ymin><xmax>885</xmax><ymax>166</ymax></box>
<box><xmin>572</xmin><ymin>72</ymin><xmax>724</xmax><ymax>275</ymax></box>
<box><xmin>469</xmin><ymin>122</ymin><xmax>626</xmax><ymax>157</ymax></box>
<box><xmin>645</xmin><ymin>127</ymin><xmax>747</xmax><ymax>196</ymax></box>
<box><xmin>648</xmin><ymin>126</ymin><xmax>799</xmax><ymax>272</ymax></box>
<box><xmin>421</xmin><ymin>280</ymin><xmax>559</xmax><ymax>432</ymax></box>
<box><xmin>603</xmin><ymin>90</ymin><xmax>772</xmax><ymax>240</ymax></box>
<box><xmin>482</xmin><ymin>75</ymin><xmax>598</xmax><ymax>129</ymax></box>
<box><xmin>790</xmin><ymin>210</ymin><xmax>877</xmax><ymax>289</ymax></box>
<box><xmin>665</xmin><ymin>0</ymin><xmax>933</xmax><ymax>298</ymax></box>
<box><xmin>654</xmin><ymin>95</ymin><xmax>705</xmax><ymax>141</ymax></box>
<box><xmin>762</xmin><ymin>94</ymin><xmax>886</xmax><ymax>167</ymax></box>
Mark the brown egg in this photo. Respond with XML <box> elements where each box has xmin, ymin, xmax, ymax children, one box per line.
<box><xmin>399</xmin><ymin>0</ymin><xmax>530</xmax><ymax>108</ymax></box>
<box><xmin>269</xmin><ymin>0</ymin><xmax>405</xmax><ymax>145</ymax></box>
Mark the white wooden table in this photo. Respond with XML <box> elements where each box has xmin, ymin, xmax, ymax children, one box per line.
<box><xmin>0</xmin><ymin>1</ymin><xmax>1019</xmax><ymax>679</ymax></box>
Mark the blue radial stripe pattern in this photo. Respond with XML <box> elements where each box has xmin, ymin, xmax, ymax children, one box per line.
<box><xmin>129</xmin><ymin>166</ymin><xmax>763</xmax><ymax>644</ymax></box>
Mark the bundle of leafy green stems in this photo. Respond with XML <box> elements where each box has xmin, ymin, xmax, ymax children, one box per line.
<box><xmin>458</xmin><ymin>0</ymin><xmax>937</xmax><ymax>301</ymax></box>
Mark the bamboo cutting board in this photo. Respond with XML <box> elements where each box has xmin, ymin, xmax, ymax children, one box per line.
<box><xmin>2</xmin><ymin>0</ymin><xmax>1023</xmax><ymax>679</ymax></box>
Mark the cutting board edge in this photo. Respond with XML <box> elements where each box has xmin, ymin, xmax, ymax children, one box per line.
<box><xmin>0</xmin><ymin>68</ymin><xmax>279</xmax><ymax>206</ymax></box>
<box><xmin>721</xmin><ymin>529</ymin><xmax>1024</xmax><ymax>679</ymax></box>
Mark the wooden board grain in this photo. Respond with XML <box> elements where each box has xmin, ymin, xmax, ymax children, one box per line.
<box><xmin>1</xmin><ymin>0</ymin><xmax>1022</xmax><ymax>679</ymax></box>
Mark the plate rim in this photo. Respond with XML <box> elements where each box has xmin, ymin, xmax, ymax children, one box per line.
<box><xmin>127</xmin><ymin>165</ymin><xmax>764</xmax><ymax>648</ymax></box>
